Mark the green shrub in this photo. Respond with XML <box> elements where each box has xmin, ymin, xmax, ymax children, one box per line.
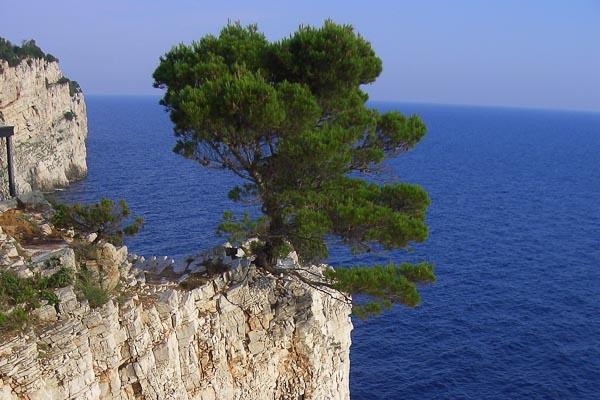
<box><xmin>51</xmin><ymin>198</ymin><xmax>143</xmax><ymax>247</ymax></box>
<box><xmin>55</xmin><ymin>77</ymin><xmax>81</xmax><ymax>96</ymax></box>
<box><xmin>0</xmin><ymin>271</ymin><xmax>37</xmax><ymax>305</ymax></box>
<box><xmin>81</xmin><ymin>285</ymin><xmax>109</xmax><ymax>308</ymax></box>
<box><xmin>0</xmin><ymin>307</ymin><xmax>28</xmax><ymax>332</ymax></box>
<box><xmin>39</xmin><ymin>289</ymin><xmax>59</xmax><ymax>306</ymax></box>
<box><xmin>64</xmin><ymin>111</ymin><xmax>75</xmax><ymax>121</ymax></box>
<box><xmin>68</xmin><ymin>80</ymin><xmax>81</xmax><ymax>96</ymax></box>
<box><xmin>75</xmin><ymin>270</ymin><xmax>109</xmax><ymax>308</ymax></box>
<box><xmin>0</xmin><ymin>268</ymin><xmax>73</xmax><ymax>305</ymax></box>
<box><xmin>43</xmin><ymin>267</ymin><xmax>73</xmax><ymax>288</ymax></box>
<box><xmin>0</xmin><ymin>267</ymin><xmax>74</xmax><ymax>332</ymax></box>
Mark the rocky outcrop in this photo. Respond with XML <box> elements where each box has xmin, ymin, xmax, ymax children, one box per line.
<box><xmin>0</xmin><ymin>200</ymin><xmax>352</xmax><ymax>400</ymax></box>
<box><xmin>0</xmin><ymin>58</ymin><xmax>87</xmax><ymax>198</ymax></box>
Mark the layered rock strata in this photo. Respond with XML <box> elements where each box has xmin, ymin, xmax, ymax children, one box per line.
<box><xmin>0</xmin><ymin>198</ymin><xmax>352</xmax><ymax>400</ymax></box>
<box><xmin>0</xmin><ymin>58</ymin><xmax>87</xmax><ymax>198</ymax></box>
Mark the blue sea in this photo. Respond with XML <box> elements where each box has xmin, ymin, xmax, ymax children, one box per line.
<box><xmin>53</xmin><ymin>96</ymin><xmax>600</xmax><ymax>399</ymax></box>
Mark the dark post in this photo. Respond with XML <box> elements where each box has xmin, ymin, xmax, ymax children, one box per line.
<box><xmin>0</xmin><ymin>126</ymin><xmax>16</xmax><ymax>197</ymax></box>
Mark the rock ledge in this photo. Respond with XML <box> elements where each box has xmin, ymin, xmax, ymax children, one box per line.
<box><xmin>0</xmin><ymin>199</ymin><xmax>352</xmax><ymax>400</ymax></box>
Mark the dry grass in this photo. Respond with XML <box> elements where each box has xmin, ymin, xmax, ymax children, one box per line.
<box><xmin>0</xmin><ymin>210</ymin><xmax>42</xmax><ymax>241</ymax></box>
<box><xmin>0</xmin><ymin>210</ymin><xmax>66</xmax><ymax>248</ymax></box>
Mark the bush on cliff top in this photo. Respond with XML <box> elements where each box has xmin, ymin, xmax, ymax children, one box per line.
<box><xmin>0</xmin><ymin>37</ymin><xmax>58</xmax><ymax>67</ymax></box>
<box><xmin>154</xmin><ymin>21</ymin><xmax>435</xmax><ymax>319</ymax></box>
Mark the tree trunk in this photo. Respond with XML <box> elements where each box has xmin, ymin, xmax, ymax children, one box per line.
<box><xmin>258</xmin><ymin>193</ymin><xmax>285</xmax><ymax>270</ymax></box>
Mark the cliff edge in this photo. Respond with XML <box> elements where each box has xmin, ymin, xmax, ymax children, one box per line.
<box><xmin>0</xmin><ymin>53</ymin><xmax>87</xmax><ymax>198</ymax></box>
<box><xmin>0</xmin><ymin>194</ymin><xmax>352</xmax><ymax>399</ymax></box>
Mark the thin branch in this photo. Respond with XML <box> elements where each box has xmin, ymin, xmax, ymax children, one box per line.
<box><xmin>272</xmin><ymin>266</ymin><xmax>351</xmax><ymax>304</ymax></box>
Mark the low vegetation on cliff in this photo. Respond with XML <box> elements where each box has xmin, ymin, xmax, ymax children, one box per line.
<box><xmin>0</xmin><ymin>196</ymin><xmax>143</xmax><ymax>334</ymax></box>
<box><xmin>0</xmin><ymin>37</ymin><xmax>57</xmax><ymax>67</ymax></box>
<box><xmin>154</xmin><ymin>20</ymin><xmax>435</xmax><ymax>318</ymax></box>
<box><xmin>0</xmin><ymin>267</ymin><xmax>72</xmax><ymax>332</ymax></box>
<box><xmin>0</xmin><ymin>195</ymin><xmax>352</xmax><ymax>398</ymax></box>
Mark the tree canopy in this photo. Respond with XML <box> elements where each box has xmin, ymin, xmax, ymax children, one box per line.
<box><xmin>153</xmin><ymin>21</ymin><xmax>434</xmax><ymax>318</ymax></box>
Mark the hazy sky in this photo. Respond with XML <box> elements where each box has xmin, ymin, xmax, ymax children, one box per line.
<box><xmin>1</xmin><ymin>0</ymin><xmax>599</xmax><ymax>111</ymax></box>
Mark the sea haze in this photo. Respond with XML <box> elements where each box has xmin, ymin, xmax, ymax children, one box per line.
<box><xmin>53</xmin><ymin>96</ymin><xmax>600</xmax><ymax>399</ymax></box>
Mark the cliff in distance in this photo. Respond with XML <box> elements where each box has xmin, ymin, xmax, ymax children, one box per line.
<box><xmin>0</xmin><ymin>46</ymin><xmax>87</xmax><ymax>198</ymax></box>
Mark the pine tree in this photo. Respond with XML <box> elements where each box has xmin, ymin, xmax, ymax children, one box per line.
<box><xmin>153</xmin><ymin>21</ymin><xmax>434</xmax><ymax>318</ymax></box>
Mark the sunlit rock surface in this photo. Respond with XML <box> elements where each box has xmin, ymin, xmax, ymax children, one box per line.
<box><xmin>0</xmin><ymin>199</ymin><xmax>352</xmax><ymax>399</ymax></box>
<box><xmin>0</xmin><ymin>58</ymin><xmax>87</xmax><ymax>198</ymax></box>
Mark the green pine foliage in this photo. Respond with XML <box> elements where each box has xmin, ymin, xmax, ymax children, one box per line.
<box><xmin>324</xmin><ymin>262</ymin><xmax>435</xmax><ymax>320</ymax></box>
<box><xmin>154</xmin><ymin>21</ymin><xmax>434</xmax><ymax>317</ymax></box>
<box><xmin>52</xmin><ymin>198</ymin><xmax>144</xmax><ymax>246</ymax></box>
<box><xmin>0</xmin><ymin>37</ymin><xmax>58</xmax><ymax>67</ymax></box>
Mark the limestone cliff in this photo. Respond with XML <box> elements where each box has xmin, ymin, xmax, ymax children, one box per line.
<box><xmin>0</xmin><ymin>58</ymin><xmax>87</xmax><ymax>198</ymax></box>
<box><xmin>0</xmin><ymin>196</ymin><xmax>352</xmax><ymax>399</ymax></box>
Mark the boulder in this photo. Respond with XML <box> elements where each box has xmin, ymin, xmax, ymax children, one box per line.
<box><xmin>29</xmin><ymin>247</ymin><xmax>76</xmax><ymax>277</ymax></box>
<box><xmin>94</xmin><ymin>243</ymin><xmax>126</xmax><ymax>291</ymax></box>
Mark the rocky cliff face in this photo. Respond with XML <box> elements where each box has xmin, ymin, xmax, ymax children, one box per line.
<box><xmin>0</xmin><ymin>58</ymin><xmax>87</xmax><ymax>198</ymax></box>
<box><xmin>0</xmin><ymin>197</ymin><xmax>352</xmax><ymax>400</ymax></box>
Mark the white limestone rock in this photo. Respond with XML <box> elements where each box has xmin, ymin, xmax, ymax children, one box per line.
<box><xmin>94</xmin><ymin>243</ymin><xmax>127</xmax><ymax>291</ymax></box>
<box><xmin>0</xmin><ymin>58</ymin><xmax>87</xmax><ymax>198</ymax></box>
<box><xmin>30</xmin><ymin>304</ymin><xmax>58</xmax><ymax>322</ymax></box>
<box><xmin>29</xmin><ymin>247</ymin><xmax>76</xmax><ymax>276</ymax></box>
<box><xmin>0</xmin><ymin>252</ymin><xmax>353</xmax><ymax>400</ymax></box>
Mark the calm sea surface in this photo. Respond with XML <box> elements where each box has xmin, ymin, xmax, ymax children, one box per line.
<box><xmin>53</xmin><ymin>96</ymin><xmax>600</xmax><ymax>399</ymax></box>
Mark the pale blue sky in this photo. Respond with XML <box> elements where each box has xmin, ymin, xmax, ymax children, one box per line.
<box><xmin>1</xmin><ymin>0</ymin><xmax>599</xmax><ymax>111</ymax></box>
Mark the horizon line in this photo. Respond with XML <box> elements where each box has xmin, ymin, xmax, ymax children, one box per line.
<box><xmin>82</xmin><ymin>93</ymin><xmax>600</xmax><ymax>115</ymax></box>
